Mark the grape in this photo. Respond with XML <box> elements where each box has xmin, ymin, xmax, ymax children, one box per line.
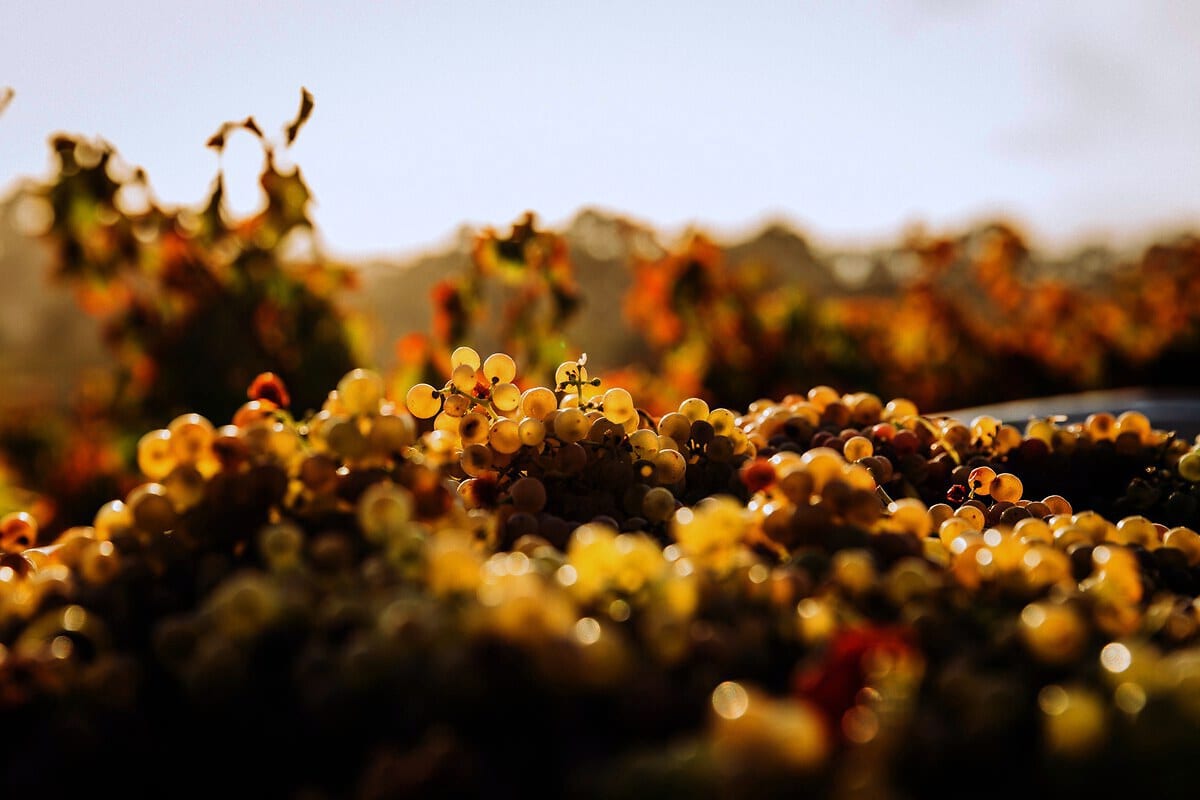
<box><xmin>367</xmin><ymin>412</ymin><xmax>417</xmax><ymax>453</ymax></box>
<box><xmin>483</xmin><ymin>352</ymin><xmax>517</xmax><ymax>384</ymax></box>
<box><xmin>1020</xmin><ymin>602</ymin><xmax>1087</xmax><ymax>665</ymax></box>
<box><xmin>557</xmin><ymin>442</ymin><xmax>588</xmax><ymax>474</ymax></box>
<box><xmin>707</xmin><ymin>407</ymin><xmax>736</xmax><ymax>436</ymax></box>
<box><xmin>491</xmin><ymin>382</ymin><xmax>521</xmax><ymax>414</ymax></box>
<box><xmin>488</xmin><ymin>419</ymin><xmax>522</xmax><ymax>454</ymax></box>
<box><xmin>554</xmin><ymin>408</ymin><xmax>589</xmax><ymax>443</ymax></box>
<box><xmin>443</xmin><ymin>392</ymin><xmax>472</xmax><ymax>417</ymax></box>
<box><xmin>325</xmin><ymin>416</ymin><xmax>368</xmax><ymax>459</ymax></box>
<box><xmin>883</xmin><ymin>397</ymin><xmax>918</xmax><ymax>421</ymax></box>
<box><xmin>459</xmin><ymin>412</ymin><xmax>490</xmax><ymax>445</ymax></box>
<box><xmin>168</xmin><ymin>413</ymin><xmax>215</xmax><ymax>464</ymax></box>
<box><xmin>518</xmin><ymin>417</ymin><xmax>547</xmax><ymax>447</ymax></box>
<box><xmin>137</xmin><ymin>429</ymin><xmax>177</xmax><ymax>481</ymax></box>
<box><xmin>337</xmin><ymin>368</ymin><xmax>385</xmax><ymax>415</ymax></box>
<box><xmin>554</xmin><ymin>359</ymin><xmax>588</xmax><ymax>389</ymax></box>
<box><xmin>657</xmin><ymin>412</ymin><xmax>692</xmax><ymax>445</ymax></box>
<box><xmin>602</xmin><ymin>387</ymin><xmax>635</xmax><ymax>424</ymax></box>
<box><xmin>450</xmin><ymin>346</ymin><xmax>481</xmax><ymax>370</ymax></box>
<box><xmin>954</xmin><ymin>505</ymin><xmax>985</xmax><ymax>531</ymax></box>
<box><xmin>163</xmin><ymin>464</ymin><xmax>206</xmax><ymax>513</ymax></box>
<box><xmin>653</xmin><ymin>449</ymin><xmax>687</xmax><ymax>485</ymax></box>
<box><xmin>405</xmin><ymin>383</ymin><xmax>443</xmax><ymax>419</ymax></box>
<box><xmin>807</xmin><ymin>385</ymin><xmax>840</xmax><ymax>410</ymax></box>
<box><xmin>990</xmin><ymin>473</ymin><xmax>1024</xmax><ymax>503</ymax></box>
<box><xmin>678</xmin><ymin>397</ymin><xmax>710</xmax><ymax>423</ymax></box>
<box><xmin>127</xmin><ymin>483</ymin><xmax>178</xmax><ymax>535</ymax></box>
<box><xmin>1178</xmin><ymin>451</ymin><xmax>1200</xmax><ymax>482</ymax></box>
<box><xmin>842</xmin><ymin>435</ymin><xmax>873</xmax><ymax>461</ymax></box>
<box><xmin>969</xmin><ymin>415</ymin><xmax>1001</xmax><ymax>447</ymax></box>
<box><xmin>357</xmin><ymin>482</ymin><xmax>413</xmax><ymax>544</ymax></box>
<box><xmin>1115</xmin><ymin>410</ymin><xmax>1151</xmax><ymax>443</ymax></box>
<box><xmin>461</xmin><ymin>443</ymin><xmax>495</xmax><ymax>477</ymax></box>
<box><xmin>629</xmin><ymin>429</ymin><xmax>659</xmax><ymax>460</ymax></box>
<box><xmin>641</xmin><ymin>486</ymin><xmax>677</xmax><ymax>523</ymax></box>
<box><xmin>520</xmin><ymin>386</ymin><xmax>558</xmax><ymax>420</ymax></box>
<box><xmin>967</xmin><ymin>466</ymin><xmax>996</xmax><ymax>496</ymax></box>
<box><xmin>509</xmin><ymin>477</ymin><xmax>547</xmax><ymax>514</ymax></box>
<box><xmin>1085</xmin><ymin>412</ymin><xmax>1117</xmax><ymax>441</ymax></box>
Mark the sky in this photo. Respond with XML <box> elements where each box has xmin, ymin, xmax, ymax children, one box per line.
<box><xmin>3</xmin><ymin>1</ymin><xmax>1199</xmax><ymax>259</ymax></box>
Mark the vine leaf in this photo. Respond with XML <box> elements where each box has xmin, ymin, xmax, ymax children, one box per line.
<box><xmin>284</xmin><ymin>87</ymin><xmax>315</xmax><ymax>145</ymax></box>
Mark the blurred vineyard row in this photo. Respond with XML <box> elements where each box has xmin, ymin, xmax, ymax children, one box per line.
<box><xmin>2</xmin><ymin>107</ymin><xmax>1200</xmax><ymax>537</ymax></box>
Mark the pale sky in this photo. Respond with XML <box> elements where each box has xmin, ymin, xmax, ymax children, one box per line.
<box><xmin>3</xmin><ymin>1</ymin><xmax>1199</xmax><ymax>259</ymax></box>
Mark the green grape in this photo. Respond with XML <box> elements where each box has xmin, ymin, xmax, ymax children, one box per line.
<box><xmin>434</xmin><ymin>412</ymin><xmax>462</xmax><ymax>435</ymax></box>
<box><xmin>658</xmin><ymin>412</ymin><xmax>692</xmax><ymax>444</ymax></box>
<box><xmin>489</xmin><ymin>418</ymin><xmax>522</xmax><ymax>454</ymax></box>
<box><xmin>808</xmin><ymin>385</ymin><xmax>840</xmax><ymax>410</ymax></box>
<box><xmin>518</xmin><ymin>417</ymin><xmax>547</xmax><ymax>447</ymax></box>
<box><xmin>127</xmin><ymin>483</ymin><xmax>178</xmax><ymax>535</ymax></box>
<box><xmin>678</xmin><ymin>397</ymin><xmax>710</xmax><ymax>423</ymax></box>
<box><xmin>654</xmin><ymin>449</ymin><xmax>687</xmax><ymax>485</ymax></box>
<box><xmin>967</xmin><ymin>466</ymin><xmax>996</xmax><ymax>496</ymax></box>
<box><xmin>367</xmin><ymin>412</ymin><xmax>417</xmax><ymax>453</ymax></box>
<box><xmin>337</xmin><ymin>368</ymin><xmax>385</xmax><ymax>415</ymax></box>
<box><xmin>461</xmin><ymin>443</ymin><xmax>495</xmax><ymax>477</ymax></box>
<box><xmin>557</xmin><ymin>442</ymin><xmax>588</xmax><ymax>474</ymax></box>
<box><xmin>969</xmin><ymin>414</ymin><xmax>1001</xmax><ymax>446</ymax></box>
<box><xmin>641</xmin><ymin>486</ymin><xmax>677</xmax><ymax>523</ymax></box>
<box><xmin>325</xmin><ymin>416</ymin><xmax>368</xmax><ymax>459</ymax></box>
<box><xmin>587</xmin><ymin>417</ymin><xmax>623</xmax><ymax>443</ymax></box>
<box><xmin>1115</xmin><ymin>515</ymin><xmax>1158</xmax><ymax>548</ymax></box>
<box><xmin>842</xmin><ymin>435</ymin><xmax>873</xmax><ymax>461</ymax></box>
<box><xmin>163</xmin><ymin>464</ymin><xmax>206</xmax><ymax>513</ymax></box>
<box><xmin>554</xmin><ymin>359</ymin><xmax>588</xmax><ymax>389</ymax></box>
<box><xmin>554</xmin><ymin>408</ymin><xmax>589</xmax><ymax>443</ymax></box>
<box><xmin>602</xmin><ymin>387</ymin><xmax>635</xmax><ymax>424</ymax></box>
<box><xmin>357</xmin><ymin>481</ymin><xmax>414</xmax><ymax>544</ymax></box>
<box><xmin>520</xmin><ymin>386</ymin><xmax>558</xmax><ymax>420</ymax></box>
<box><xmin>259</xmin><ymin>522</ymin><xmax>305</xmax><ymax>571</ymax></box>
<box><xmin>510</xmin><ymin>476</ymin><xmax>548</xmax><ymax>513</ymax></box>
<box><xmin>459</xmin><ymin>412</ymin><xmax>490</xmax><ymax>445</ymax></box>
<box><xmin>167</xmin><ymin>413</ymin><xmax>215</xmax><ymax>464</ymax></box>
<box><xmin>1085</xmin><ymin>412</ymin><xmax>1117</xmax><ymax>441</ymax></box>
<box><xmin>707</xmin><ymin>407</ymin><xmax>737</xmax><ymax>436</ymax></box>
<box><xmin>491</xmin><ymin>382</ymin><xmax>521</xmax><ymax>414</ymax></box>
<box><xmin>451</xmin><ymin>363</ymin><xmax>479</xmax><ymax>393</ymax></box>
<box><xmin>1115</xmin><ymin>410</ymin><xmax>1151</xmax><ymax>443</ymax></box>
<box><xmin>483</xmin><ymin>352</ymin><xmax>517</xmax><ymax>384</ymax></box>
<box><xmin>137</xmin><ymin>429</ymin><xmax>177</xmax><ymax>481</ymax></box>
<box><xmin>1178</xmin><ymin>451</ymin><xmax>1200</xmax><ymax>482</ymax></box>
<box><xmin>990</xmin><ymin>472</ymin><xmax>1024</xmax><ymax>503</ymax></box>
<box><xmin>405</xmin><ymin>383</ymin><xmax>443</xmax><ymax>419</ymax></box>
<box><xmin>443</xmin><ymin>392</ymin><xmax>472</xmax><ymax>417</ymax></box>
<box><xmin>883</xmin><ymin>397</ymin><xmax>918</xmax><ymax>421</ymax></box>
<box><xmin>450</xmin><ymin>345</ymin><xmax>481</xmax><ymax>370</ymax></box>
<box><xmin>629</xmin><ymin>429</ymin><xmax>659</xmax><ymax>460</ymax></box>
<box><xmin>267</xmin><ymin>420</ymin><xmax>299</xmax><ymax>461</ymax></box>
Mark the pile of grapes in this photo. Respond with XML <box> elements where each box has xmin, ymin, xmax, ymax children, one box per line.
<box><xmin>3</xmin><ymin>349</ymin><xmax>1200</xmax><ymax>799</ymax></box>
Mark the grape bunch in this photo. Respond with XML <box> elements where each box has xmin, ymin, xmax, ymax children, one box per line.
<box><xmin>1</xmin><ymin>351</ymin><xmax>1200</xmax><ymax>799</ymax></box>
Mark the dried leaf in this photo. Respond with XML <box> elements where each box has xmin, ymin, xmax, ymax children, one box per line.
<box><xmin>284</xmin><ymin>87</ymin><xmax>315</xmax><ymax>145</ymax></box>
<box><xmin>243</xmin><ymin>116</ymin><xmax>264</xmax><ymax>138</ymax></box>
<box><xmin>0</xmin><ymin>87</ymin><xmax>13</xmax><ymax>116</ymax></box>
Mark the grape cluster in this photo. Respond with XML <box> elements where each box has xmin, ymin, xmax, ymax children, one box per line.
<box><xmin>2</xmin><ymin>353</ymin><xmax>1200</xmax><ymax>799</ymax></box>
